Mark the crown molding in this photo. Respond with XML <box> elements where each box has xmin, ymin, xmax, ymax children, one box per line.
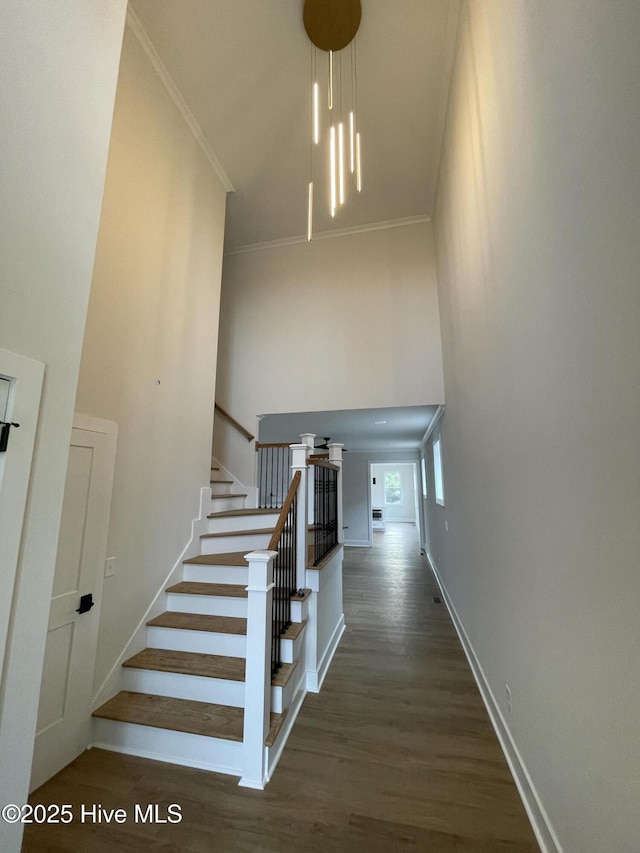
<box><xmin>421</xmin><ymin>405</ymin><xmax>445</xmax><ymax>446</ymax></box>
<box><xmin>225</xmin><ymin>214</ymin><xmax>432</xmax><ymax>257</ymax></box>
<box><xmin>126</xmin><ymin>8</ymin><xmax>234</xmax><ymax>193</ymax></box>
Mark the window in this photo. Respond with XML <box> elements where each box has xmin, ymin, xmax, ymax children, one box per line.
<box><xmin>433</xmin><ymin>437</ymin><xmax>444</xmax><ymax>506</ymax></box>
<box><xmin>384</xmin><ymin>470</ymin><xmax>402</xmax><ymax>504</ymax></box>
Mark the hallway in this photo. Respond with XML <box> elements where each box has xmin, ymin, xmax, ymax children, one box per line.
<box><xmin>24</xmin><ymin>524</ymin><xmax>538</xmax><ymax>852</ymax></box>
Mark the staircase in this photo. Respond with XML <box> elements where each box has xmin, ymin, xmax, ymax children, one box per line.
<box><xmin>92</xmin><ymin>472</ymin><xmax>309</xmax><ymax>781</ymax></box>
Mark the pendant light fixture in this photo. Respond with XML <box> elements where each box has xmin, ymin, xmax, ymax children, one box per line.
<box><xmin>303</xmin><ymin>0</ymin><xmax>362</xmax><ymax>241</ymax></box>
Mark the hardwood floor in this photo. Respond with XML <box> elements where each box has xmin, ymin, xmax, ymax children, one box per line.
<box><xmin>24</xmin><ymin>523</ymin><xmax>539</xmax><ymax>852</ymax></box>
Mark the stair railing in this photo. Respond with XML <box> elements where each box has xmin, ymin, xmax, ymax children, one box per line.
<box><xmin>309</xmin><ymin>459</ymin><xmax>339</xmax><ymax>566</ymax></box>
<box><xmin>267</xmin><ymin>470</ymin><xmax>301</xmax><ymax>675</ymax></box>
<box><xmin>214</xmin><ymin>402</ymin><xmax>255</xmax><ymax>442</ymax></box>
<box><xmin>255</xmin><ymin>442</ymin><xmax>291</xmax><ymax>509</ymax></box>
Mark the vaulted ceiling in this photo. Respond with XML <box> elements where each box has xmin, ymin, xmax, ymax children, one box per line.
<box><xmin>129</xmin><ymin>0</ymin><xmax>461</xmax><ymax>252</ymax></box>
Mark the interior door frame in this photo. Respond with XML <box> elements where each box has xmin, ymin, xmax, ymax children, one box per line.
<box><xmin>30</xmin><ymin>412</ymin><xmax>117</xmax><ymax>791</ymax></box>
<box><xmin>367</xmin><ymin>459</ymin><xmax>423</xmax><ymax>547</ymax></box>
<box><xmin>0</xmin><ymin>348</ymin><xmax>45</xmax><ymax>694</ymax></box>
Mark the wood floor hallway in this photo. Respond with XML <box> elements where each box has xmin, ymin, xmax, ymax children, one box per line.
<box><xmin>24</xmin><ymin>523</ymin><xmax>539</xmax><ymax>852</ymax></box>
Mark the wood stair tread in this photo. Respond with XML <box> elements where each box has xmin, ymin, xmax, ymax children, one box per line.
<box><xmin>265</xmin><ymin>708</ymin><xmax>288</xmax><ymax>747</ymax></box>
<box><xmin>210</xmin><ymin>479</ymin><xmax>233</xmax><ymax>484</ymax></box>
<box><xmin>147</xmin><ymin>612</ymin><xmax>247</xmax><ymax>635</ymax></box>
<box><xmin>211</xmin><ymin>492</ymin><xmax>248</xmax><ymax>500</ymax></box>
<box><xmin>291</xmin><ymin>588</ymin><xmax>312</xmax><ymax>602</ymax></box>
<box><xmin>184</xmin><ymin>552</ymin><xmax>249</xmax><ymax>566</ymax></box>
<box><xmin>123</xmin><ymin>648</ymin><xmax>245</xmax><ymax>681</ymax></box>
<box><xmin>93</xmin><ymin>691</ymin><xmax>245</xmax><ymax>742</ymax></box>
<box><xmin>201</xmin><ymin>527</ymin><xmax>273</xmax><ymax>539</ymax></box>
<box><xmin>280</xmin><ymin>619</ymin><xmax>306</xmax><ymax>640</ymax></box>
<box><xmin>271</xmin><ymin>660</ymin><xmax>297</xmax><ymax>688</ymax></box>
<box><xmin>207</xmin><ymin>508</ymin><xmax>277</xmax><ymax>518</ymax></box>
<box><xmin>166</xmin><ymin>581</ymin><xmax>248</xmax><ymax>598</ymax></box>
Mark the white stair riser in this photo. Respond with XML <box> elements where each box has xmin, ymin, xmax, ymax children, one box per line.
<box><xmin>200</xmin><ymin>533</ymin><xmax>271</xmax><ymax>554</ymax></box>
<box><xmin>166</xmin><ymin>593</ymin><xmax>247</xmax><ymax>618</ymax></box>
<box><xmin>210</xmin><ymin>495</ymin><xmax>246</xmax><ymax>512</ymax></box>
<box><xmin>183</xmin><ymin>564</ymin><xmax>249</xmax><ymax>585</ymax></box>
<box><xmin>122</xmin><ymin>668</ymin><xmax>245</xmax><ymax>707</ymax></box>
<box><xmin>146</xmin><ymin>626</ymin><xmax>246</xmax><ymax>658</ymax></box>
<box><xmin>210</xmin><ymin>481</ymin><xmax>234</xmax><ymax>495</ymax></box>
<box><xmin>92</xmin><ymin>718</ymin><xmax>242</xmax><ymax>776</ymax></box>
<box><xmin>271</xmin><ymin>672</ymin><xmax>297</xmax><ymax>715</ymax></box>
<box><xmin>207</xmin><ymin>513</ymin><xmax>279</xmax><ymax>534</ymax></box>
<box><xmin>291</xmin><ymin>599</ymin><xmax>309</xmax><ymax>622</ymax></box>
<box><xmin>280</xmin><ymin>631</ymin><xmax>305</xmax><ymax>665</ymax></box>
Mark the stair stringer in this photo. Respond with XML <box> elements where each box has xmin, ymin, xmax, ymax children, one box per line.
<box><xmin>264</xmin><ymin>659</ymin><xmax>308</xmax><ymax>784</ymax></box>
<box><xmin>212</xmin><ymin>455</ymin><xmax>258</xmax><ymax>508</ymax></box>
<box><xmin>91</xmin><ymin>486</ymin><xmax>214</xmax><ymax>712</ymax></box>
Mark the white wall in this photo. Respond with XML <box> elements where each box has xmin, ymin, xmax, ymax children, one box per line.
<box><xmin>214</xmin><ymin>221</ymin><xmax>444</xmax><ymax>485</ymax></box>
<box><xmin>343</xmin><ymin>451</ymin><xmax>420</xmax><ymax>547</ymax></box>
<box><xmin>428</xmin><ymin>2</ymin><xmax>640</xmax><ymax>850</ymax></box>
<box><xmin>75</xmin><ymin>21</ymin><xmax>228</xmax><ymax>693</ymax></box>
<box><xmin>0</xmin><ymin>2</ymin><xmax>126</xmax><ymax>849</ymax></box>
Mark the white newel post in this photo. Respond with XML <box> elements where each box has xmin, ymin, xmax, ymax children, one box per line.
<box><xmin>240</xmin><ymin>549</ymin><xmax>277</xmax><ymax>789</ymax></box>
<box><xmin>290</xmin><ymin>443</ymin><xmax>309</xmax><ymax>591</ymax></box>
<box><xmin>299</xmin><ymin>433</ymin><xmax>316</xmax><ymax>527</ymax></box>
<box><xmin>327</xmin><ymin>443</ymin><xmax>344</xmax><ymax>545</ymax></box>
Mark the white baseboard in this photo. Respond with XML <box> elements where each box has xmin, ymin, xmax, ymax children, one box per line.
<box><xmin>91</xmin><ymin>486</ymin><xmax>211</xmax><ymax>710</ymax></box>
<box><xmin>307</xmin><ymin>615</ymin><xmax>346</xmax><ymax>693</ymax></box>
<box><xmin>344</xmin><ymin>539</ymin><xmax>370</xmax><ymax>548</ymax></box>
<box><xmin>426</xmin><ymin>551</ymin><xmax>562</xmax><ymax>853</ymax></box>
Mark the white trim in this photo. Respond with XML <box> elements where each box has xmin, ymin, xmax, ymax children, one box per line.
<box><xmin>0</xmin><ymin>348</ymin><xmax>45</xmax><ymax>697</ymax></box>
<box><xmin>344</xmin><ymin>539</ymin><xmax>370</xmax><ymax>548</ymax></box>
<box><xmin>433</xmin><ymin>436</ymin><xmax>445</xmax><ymax>506</ymax></box>
<box><xmin>426</xmin><ymin>551</ymin><xmax>562</xmax><ymax>853</ymax></box>
<box><xmin>306</xmin><ymin>615</ymin><xmax>346</xmax><ymax>694</ymax></box>
<box><xmin>125</xmin><ymin>8</ymin><xmax>234</xmax><ymax>193</ymax></box>
<box><xmin>72</xmin><ymin>413</ymin><xmax>118</xmax><ymax>436</ymax></box>
<box><xmin>226</xmin><ymin>215</ymin><xmax>432</xmax><ymax>257</ymax></box>
<box><xmin>91</xmin><ymin>486</ymin><xmax>212</xmax><ymax>709</ymax></box>
<box><xmin>263</xmin><ymin>680</ymin><xmax>308</xmax><ymax>785</ymax></box>
<box><xmin>420</xmin><ymin>405</ymin><xmax>445</xmax><ymax>446</ymax></box>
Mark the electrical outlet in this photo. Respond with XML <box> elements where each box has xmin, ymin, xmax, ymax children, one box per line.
<box><xmin>505</xmin><ymin>683</ymin><xmax>512</xmax><ymax>714</ymax></box>
<box><xmin>445</xmin><ymin>520</ymin><xmax>449</xmax><ymax>532</ymax></box>
<box><xmin>104</xmin><ymin>557</ymin><xmax>116</xmax><ymax>578</ymax></box>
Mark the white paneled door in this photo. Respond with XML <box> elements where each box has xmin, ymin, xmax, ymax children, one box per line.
<box><xmin>31</xmin><ymin>417</ymin><xmax>117</xmax><ymax>791</ymax></box>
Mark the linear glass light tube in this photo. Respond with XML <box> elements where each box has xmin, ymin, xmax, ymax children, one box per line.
<box><xmin>307</xmin><ymin>181</ymin><xmax>314</xmax><ymax>241</ymax></box>
<box><xmin>356</xmin><ymin>131</ymin><xmax>362</xmax><ymax>192</ymax></box>
<box><xmin>349</xmin><ymin>111</ymin><xmax>355</xmax><ymax>173</ymax></box>
<box><xmin>313</xmin><ymin>82</ymin><xmax>320</xmax><ymax>144</ymax></box>
<box><xmin>338</xmin><ymin>122</ymin><xmax>345</xmax><ymax>205</ymax></box>
<box><xmin>330</xmin><ymin>125</ymin><xmax>337</xmax><ymax>216</ymax></box>
<box><xmin>328</xmin><ymin>50</ymin><xmax>333</xmax><ymax>110</ymax></box>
